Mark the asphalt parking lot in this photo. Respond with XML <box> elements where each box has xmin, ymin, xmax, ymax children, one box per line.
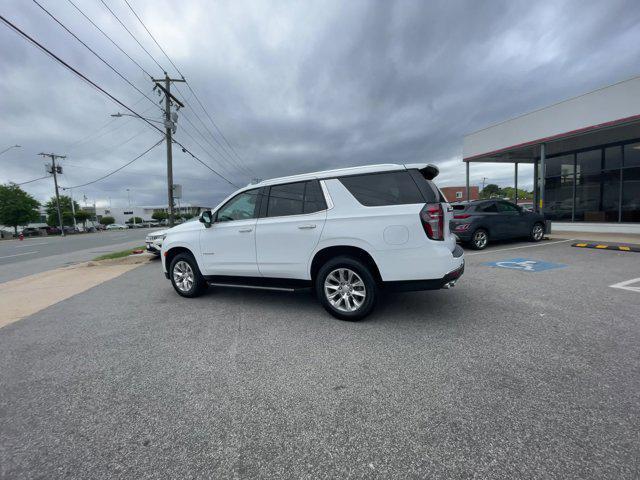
<box><xmin>1</xmin><ymin>239</ymin><xmax>639</xmax><ymax>479</ymax></box>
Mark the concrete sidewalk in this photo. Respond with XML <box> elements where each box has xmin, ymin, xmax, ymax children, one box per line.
<box><xmin>550</xmin><ymin>230</ymin><xmax>640</xmax><ymax>244</ymax></box>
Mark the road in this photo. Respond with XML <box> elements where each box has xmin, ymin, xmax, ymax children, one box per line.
<box><xmin>0</xmin><ymin>229</ymin><xmax>157</xmax><ymax>283</ymax></box>
<box><xmin>1</xmin><ymin>239</ymin><xmax>639</xmax><ymax>478</ymax></box>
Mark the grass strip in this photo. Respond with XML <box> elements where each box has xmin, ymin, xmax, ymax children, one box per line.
<box><xmin>93</xmin><ymin>246</ymin><xmax>145</xmax><ymax>261</ymax></box>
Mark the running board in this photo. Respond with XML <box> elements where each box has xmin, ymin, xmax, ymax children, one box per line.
<box><xmin>204</xmin><ymin>275</ymin><xmax>312</xmax><ymax>292</ymax></box>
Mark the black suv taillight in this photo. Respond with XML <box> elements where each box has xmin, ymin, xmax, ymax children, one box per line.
<box><xmin>420</xmin><ymin>203</ymin><xmax>444</xmax><ymax>240</ymax></box>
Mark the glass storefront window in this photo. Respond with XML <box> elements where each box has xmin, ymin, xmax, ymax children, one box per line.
<box><xmin>621</xmin><ymin>167</ymin><xmax>640</xmax><ymax>222</ymax></box>
<box><xmin>624</xmin><ymin>143</ymin><xmax>640</xmax><ymax>167</ymax></box>
<box><xmin>605</xmin><ymin>146</ymin><xmax>622</xmax><ymax>169</ymax></box>
<box><xmin>541</xmin><ymin>142</ymin><xmax>640</xmax><ymax>223</ymax></box>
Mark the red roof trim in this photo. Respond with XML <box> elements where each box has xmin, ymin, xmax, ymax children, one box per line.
<box><xmin>464</xmin><ymin>113</ymin><xmax>640</xmax><ymax>162</ymax></box>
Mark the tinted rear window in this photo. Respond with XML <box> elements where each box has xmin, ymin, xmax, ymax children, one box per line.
<box><xmin>339</xmin><ymin>171</ymin><xmax>427</xmax><ymax>206</ymax></box>
<box><xmin>452</xmin><ymin>204</ymin><xmax>467</xmax><ymax>211</ymax></box>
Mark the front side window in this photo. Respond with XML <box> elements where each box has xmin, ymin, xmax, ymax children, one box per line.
<box><xmin>339</xmin><ymin>171</ymin><xmax>425</xmax><ymax>206</ymax></box>
<box><xmin>216</xmin><ymin>189</ymin><xmax>259</xmax><ymax>222</ymax></box>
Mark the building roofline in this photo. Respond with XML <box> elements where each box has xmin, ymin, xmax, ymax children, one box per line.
<box><xmin>464</xmin><ymin>73</ymin><xmax>640</xmax><ymax>138</ymax></box>
<box><xmin>463</xmin><ymin>113</ymin><xmax>640</xmax><ymax>162</ymax></box>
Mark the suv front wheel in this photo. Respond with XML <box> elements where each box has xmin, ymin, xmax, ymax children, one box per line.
<box><xmin>315</xmin><ymin>256</ymin><xmax>377</xmax><ymax>321</ymax></box>
<box><xmin>170</xmin><ymin>253</ymin><xmax>207</xmax><ymax>298</ymax></box>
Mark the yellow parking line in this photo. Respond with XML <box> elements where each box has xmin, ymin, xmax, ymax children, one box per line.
<box><xmin>595</xmin><ymin>245</ymin><xmax>608</xmax><ymax>249</ymax></box>
<box><xmin>575</xmin><ymin>243</ymin><xmax>587</xmax><ymax>247</ymax></box>
<box><xmin>619</xmin><ymin>246</ymin><xmax>631</xmax><ymax>251</ymax></box>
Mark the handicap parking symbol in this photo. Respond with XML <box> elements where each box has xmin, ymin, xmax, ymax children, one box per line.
<box><xmin>482</xmin><ymin>258</ymin><xmax>567</xmax><ymax>272</ymax></box>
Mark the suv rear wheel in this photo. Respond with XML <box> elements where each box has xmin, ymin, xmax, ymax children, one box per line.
<box><xmin>170</xmin><ymin>253</ymin><xmax>207</xmax><ymax>298</ymax></box>
<box><xmin>315</xmin><ymin>256</ymin><xmax>377</xmax><ymax>321</ymax></box>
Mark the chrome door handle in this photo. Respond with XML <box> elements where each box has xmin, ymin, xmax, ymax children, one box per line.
<box><xmin>238</xmin><ymin>228</ymin><xmax>253</xmax><ymax>233</ymax></box>
<box><xmin>298</xmin><ymin>224</ymin><xmax>317</xmax><ymax>229</ymax></box>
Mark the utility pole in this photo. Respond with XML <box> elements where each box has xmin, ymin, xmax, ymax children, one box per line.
<box><xmin>152</xmin><ymin>73</ymin><xmax>185</xmax><ymax>228</ymax></box>
<box><xmin>39</xmin><ymin>153</ymin><xmax>65</xmax><ymax>237</ymax></box>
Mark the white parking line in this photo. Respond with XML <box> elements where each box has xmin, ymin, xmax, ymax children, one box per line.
<box><xmin>0</xmin><ymin>251</ymin><xmax>39</xmax><ymax>260</ymax></box>
<box><xmin>14</xmin><ymin>242</ymin><xmax>49</xmax><ymax>248</ymax></box>
<box><xmin>610</xmin><ymin>278</ymin><xmax>640</xmax><ymax>293</ymax></box>
<box><xmin>466</xmin><ymin>239</ymin><xmax>575</xmax><ymax>256</ymax></box>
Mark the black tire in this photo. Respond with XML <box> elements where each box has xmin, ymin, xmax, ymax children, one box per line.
<box><xmin>469</xmin><ymin>228</ymin><xmax>489</xmax><ymax>250</ymax></box>
<box><xmin>530</xmin><ymin>222</ymin><xmax>545</xmax><ymax>242</ymax></box>
<box><xmin>315</xmin><ymin>256</ymin><xmax>377</xmax><ymax>321</ymax></box>
<box><xmin>169</xmin><ymin>252</ymin><xmax>208</xmax><ymax>298</ymax></box>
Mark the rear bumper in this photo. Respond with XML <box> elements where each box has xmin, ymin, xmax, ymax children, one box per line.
<box><xmin>382</xmin><ymin>261</ymin><xmax>464</xmax><ymax>292</ymax></box>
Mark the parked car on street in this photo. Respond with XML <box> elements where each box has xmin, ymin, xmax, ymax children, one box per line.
<box><xmin>105</xmin><ymin>224</ymin><xmax>127</xmax><ymax>230</ymax></box>
<box><xmin>45</xmin><ymin>226</ymin><xmax>61</xmax><ymax>235</ymax></box>
<box><xmin>21</xmin><ymin>227</ymin><xmax>43</xmax><ymax>237</ymax></box>
<box><xmin>145</xmin><ymin>229</ymin><xmax>167</xmax><ymax>256</ymax></box>
<box><xmin>161</xmin><ymin>163</ymin><xmax>464</xmax><ymax>321</ymax></box>
<box><xmin>449</xmin><ymin>200</ymin><xmax>546</xmax><ymax>250</ymax></box>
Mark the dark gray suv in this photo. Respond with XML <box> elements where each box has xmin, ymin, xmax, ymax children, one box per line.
<box><xmin>450</xmin><ymin>200</ymin><xmax>546</xmax><ymax>250</ymax></box>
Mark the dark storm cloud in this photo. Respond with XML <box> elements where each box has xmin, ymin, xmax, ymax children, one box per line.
<box><xmin>2</xmin><ymin>0</ymin><xmax>640</xmax><ymax>208</ymax></box>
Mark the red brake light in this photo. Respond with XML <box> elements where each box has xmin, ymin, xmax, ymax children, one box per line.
<box><xmin>420</xmin><ymin>203</ymin><xmax>444</xmax><ymax>240</ymax></box>
<box><xmin>453</xmin><ymin>213</ymin><xmax>471</xmax><ymax>219</ymax></box>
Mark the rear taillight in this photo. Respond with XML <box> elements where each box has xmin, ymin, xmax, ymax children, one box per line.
<box><xmin>420</xmin><ymin>203</ymin><xmax>444</xmax><ymax>240</ymax></box>
<box><xmin>453</xmin><ymin>213</ymin><xmax>471</xmax><ymax>219</ymax></box>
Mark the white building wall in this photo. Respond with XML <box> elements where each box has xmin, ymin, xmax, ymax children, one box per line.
<box><xmin>463</xmin><ymin>75</ymin><xmax>640</xmax><ymax>159</ymax></box>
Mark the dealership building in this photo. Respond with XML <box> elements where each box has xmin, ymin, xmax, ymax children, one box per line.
<box><xmin>463</xmin><ymin>75</ymin><xmax>640</xmax><ymax>233</ymax></box>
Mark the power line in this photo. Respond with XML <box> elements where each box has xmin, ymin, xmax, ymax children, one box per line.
<box><xmin>122</xmin><ymin>0</ymin><xmax>181</xmax><ymax>76</ymax></box>
<box><xmin>119</xmin><ymin>0</ymin><xmax>255</xmax><ymax>178</ymax></box>
<box><xmin>65</xmin><ymin>0</ymin><xmax>153</xmax><ymax>80</ymax></box>
<box><xmin>15</xmin><ymin>175</ymin><xmax>51</xmax><ymax>186</ymax></box>
<box><xmin>177</xmin><ymin>108</ymin><xmax>247</xmax><ymax>177</ymax></box>
<box><xmin>182</xmin><ymin>82</ymin><xmax>256</xmax><ymax>176</ymax></box>
<box><xmin>0</xmin><ymin>13</ymin><xmax>239</xmax><ymax>189</ymax></box>
<box><xmin>98</xmin><ymin>0</ymin><xmax>165</xmax><ymax>72</ymax></box>
<box><xmin>32</xmin><ymin>0</ymin><xmax>160</xmax><ymax>113</ymax></box>
<box><xmin>174</xmin><ymin>87</ymin><xmax>254</xmax><ymax>178</ymax></box>
<box><xmin>61</xmin><ymin>138</ymin><xmax>163</xmax><ymax>189</ymax></box>
<box><xmin>66</xmin><ymin>101</ymin><xmax>155</xmax><ymax>151</ymax></box>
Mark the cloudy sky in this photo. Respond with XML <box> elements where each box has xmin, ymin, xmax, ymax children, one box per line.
<box><xmin>2</xmin><ymin>0</ymin><xmax>640</xmax><ymax>208</ymax></box>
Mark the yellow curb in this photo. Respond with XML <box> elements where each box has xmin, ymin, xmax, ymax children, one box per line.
<box><xmin>0</xmin><ymin>261</ymin><xmax>146</xmax><ymax>329</ymax></box>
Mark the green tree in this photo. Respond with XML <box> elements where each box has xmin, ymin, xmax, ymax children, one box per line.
<box><xmin>152</xmin><ymin>211</ymin><xmax>168</xmax><ymax>222</ymax></box>
<box><xmin>501</xmin><ymin>187</ymin><xmax>533</xmax><ymax>201</ymax></box>
<box><xmin>100</xmin><ymin>216</ymin><xmax>115</xmax><ymax>226</ymax></box>
<box><xmin>182</xmin><ymin>213</ymin><xmax>194</xmax><ymax>220</ymax></box>
<box><xmin>126</xmin><ymin>216</ymin><xmax>144</xmax><ymax>224</ymax></box>
<box><xmin>44</xmin><ymin>195</ymin><xmax>81</xmax><ymax>226</ymax></box>
<box><xmin>74</xmin><ymin>210</ymin><xmax>92</xmax><ymax>227</ymax></box>
<box><xmin>480</xmin><ymin>184</ymin><xmax>501</xmax><ymax>199</ymax></box>
<box><xmin>0</xmin><ymin>183</ymin><xmax>41</xmax><ymax>235</ymax></box>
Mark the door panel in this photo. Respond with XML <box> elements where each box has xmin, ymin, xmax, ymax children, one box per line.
<box><xmin>199</xmin><ymin>219</ymin><xmax>259</xmax><ymax>276</ymax></box>
<box><xmin>256</xmin><ymin>211</ymin><xmax>326</xmax><ymax>279</ymax></box>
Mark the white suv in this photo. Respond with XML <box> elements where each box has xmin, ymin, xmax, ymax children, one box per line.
<box><xmin>161</xmin><ymin>163</ymin><xmax>464</xmax><ymax>320</ymax></box>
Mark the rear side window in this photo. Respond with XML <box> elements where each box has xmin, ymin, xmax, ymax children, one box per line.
<box><xmin>266</xmin><ymin>180</ymin><xmax>327</xmax><ymax>217</ymax></box>
<box><xmin>477</xmin><ymin>202</ymin><xmax>498</xmax><ymax>213</ymax></box>
<box><xmin>303</xmin><ymin>180</ymin><xmax>327</xmax><ymax>213</ymax></box>
<box><xmin>339</xmin><ymin>171</ymin><xmax>426</xmax><ymax>206</ymax></box>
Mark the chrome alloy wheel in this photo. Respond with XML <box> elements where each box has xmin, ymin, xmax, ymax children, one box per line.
<box><xmin>473</xmin><ymin>230</ymin><xmax>488</xmax><ymax>249</ymax></box>
<box><xmin>324</xmin><ymin>268</ymin><xmax>366</xmax><ymax>313</ymax></box>
<box><xmin>173</xmin><ymin>260</ymin><xmax>195</xmax><ymax>292</ymax></box>
<box><xmin>532</xmin><ymin>223</ymin><xmax>544</xmax><ymax>240</ymax></box>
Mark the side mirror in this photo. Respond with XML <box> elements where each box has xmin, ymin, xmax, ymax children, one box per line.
<box><xmin>199</xmin><ymin>210</ymin><xmax>213</xmax><ymax>228</ymax></box>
